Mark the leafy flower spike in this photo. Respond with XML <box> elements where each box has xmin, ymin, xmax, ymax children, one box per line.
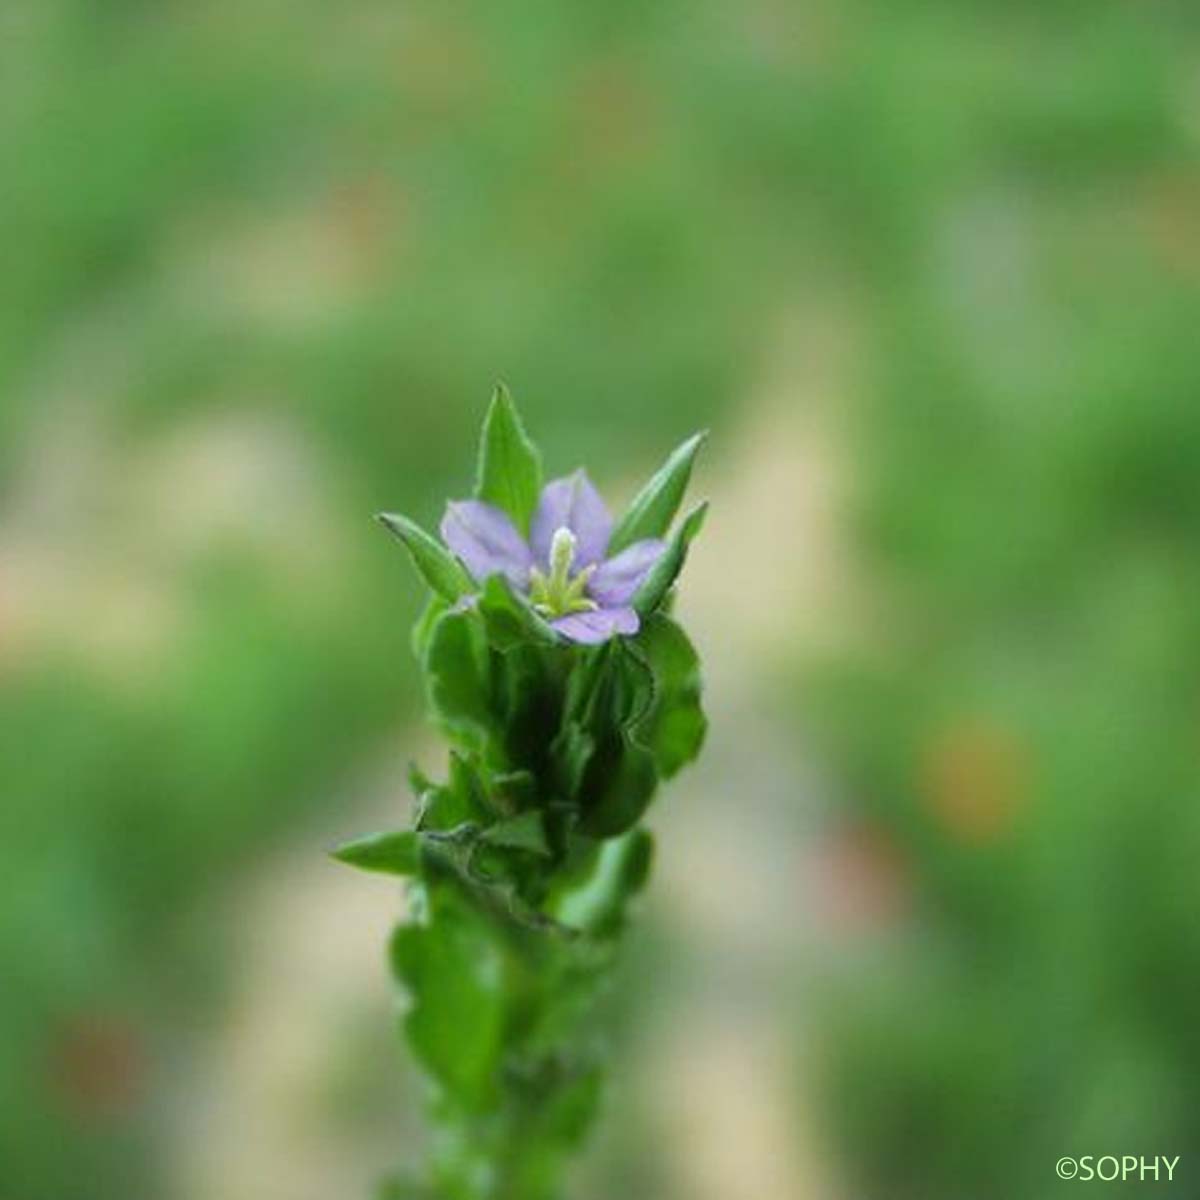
<box><xmin>378</xmin><ymin>385</ymin><xmax>708</xmax><ymax>648</ymax></box>
<box><xmin>340</xmin><ymin>385</ymin><xmax>709</xmax><ymax>1200</ymax></box>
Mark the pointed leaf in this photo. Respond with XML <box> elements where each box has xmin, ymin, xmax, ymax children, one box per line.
<box><xmin>632</xmin><ymin>500</ymin><xmax>709</xmax><ymax>616</ymax></box>
<box><xmin>377</xmin><ymin>512</ymin><xmax>472</xmax><ymax>602</ymax></box>
<box><xmin>332</xmin><ymin>830</ymin><xmax>420</xmax><ymax>876</ymax></box>
<box><xmin>608</xmin><ymin>431</ymin><xmax>707</xmax><ymax>556</ymax></box>
<box><xmin>475</xmin><ymin>383</ymin><xmax>543</xmax><ymax>536</ymax></box>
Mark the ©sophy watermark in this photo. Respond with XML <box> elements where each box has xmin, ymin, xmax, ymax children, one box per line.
<box><xmin>1056</xmin><ymin>1156</ymin><xmax>1179</xmax><ymax>1182</ymax></box>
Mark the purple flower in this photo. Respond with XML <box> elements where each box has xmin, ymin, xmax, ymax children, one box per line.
<box><xmin>440</xmin><ymin>471</ymin><xmax>666</xmax><ymax>644</ymax></box>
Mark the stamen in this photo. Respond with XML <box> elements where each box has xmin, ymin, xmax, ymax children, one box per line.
<box><xmin>549</xmin><ymin>527</ymin><xmax>577</xmax><ymax>586</ymax></box>
<box><xmin>529</xmin><ymin>528</ymin><xmax>596</xmax><ymax>617</ymax></box>
<box><xmin>563</xmin><ymin>564</ymin><xmax>596</xmax><ymax>609</ymax></box>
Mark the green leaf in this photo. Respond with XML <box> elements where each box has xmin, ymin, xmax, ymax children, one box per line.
<box><xmin>634</xmin><ymin>614</ymin><xmax>707</xmax><ymax>778</ymax></box>
<box><xmin>555</xmin><ymin>829</ymin><xmax>654</xmax><ymax>933</ymax></box>
<box><xmin>477</xmin><ymin>572</ymin><xmax>560</xmax><ymax>650</ymax></box>
<box><xmin>560</xmin><ymin>642</ymin><xmax>616</xmax><ymax>727</ymax></box>
<box><xmin>612</xmin><ymin>641</ymin><xmax>657</xmax><ymax>732</ymax></box>
<box><xmin>417</xmin><ymin>752</ymin><xmax>492</xmax><ymax>831</ymax></box>
<box><xmin>563</xmin><ymin>640</ymin><xmax>647</xmax><ymax>733</ymax></box>
<box><xmin>552</xmin><ymin>643</ymin><xmax>653</xmax><ymax>806</ymax></box>
<box><xmin>475</xmin><ymin>383</ymin><xmax>543</xmax><ymax>536</ymax></box>
<box><xmin>494</xmin><ymin>644</ymin><xmax>561</xmax><ymax>771</ymax></box>
<box><xmin>608</xmin><ymin>431</ymin><xmax>707</xmax><ymax>556</ymax></box>
<box><xmin>377</xmin><ymin>512</ymin><xmax>472</xmax><ymax>602</ymax></box>
<box><xmin>425</xmin><ymin>610</ymin><xmax>493</xmax><ymax>742</ymax></box>
<box><xmin>332</xmin><ymin>830</ymin><xmax>420</xmax><ymax>876</ymax></box>
<box><xmin>632</xmin><ymin>500</ymin><xmax>709</xmax><ymax>616</ymax></box>
<box><xmin>577</xmin><ymin>732</ymin><xmax>659</xmax><ymax>838</ymax></box>
<box><xmin>390</xmin><ymin>887</ymin><xmax>508</xmax><ymax>1111</ymax></box>
<box><xmin>481</xmin><ymin>810</ymin><xmax>551</xmax><ymax>856</ymax></box>
<box><xmin>529</xmin><ymin>1063</ymin><xmax>603</xmax><ymax>1148</ymax></box>
<box><xmin>410</xmin><ymin>593</ymin><xmax>448</xmax><ymax>661</ymax></box>
<box><xmin>489</xmin><ymin>768</ymin><xmax>538</xmax><ymax>816</ymax></box>
<box><xmin>553</xmin><ymin>721</ymin><xmax>596</xmax><ymax>800</ymax></box>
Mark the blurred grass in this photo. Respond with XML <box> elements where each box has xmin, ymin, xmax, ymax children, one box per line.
<box><xmin>4</xmin><ymin>0</ymin><xmax>1200</xmax><ymax>1196</ymax></box>
<box><xmin>792</xmin><ymin>4</ymin><xmax>1200</xmax><ymax>1198</ymax></box>
<box><xmin>1</xmin><ymin>1</ymin><xmax>762</xmax><ymax>1194</ymax></box>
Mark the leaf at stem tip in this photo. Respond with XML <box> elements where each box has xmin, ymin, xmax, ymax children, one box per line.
<box><xmin>475</xmin><ymin>383</ymin><xmax>544</xmax><ymax>536</ymax></box>
<box><xmin>608</xmin><ymin>430</ymin><xmax>707</xmax><ymax>556</ymax></box>
<box><xmin>331</xmin><ymin>830</ymin><xmax>420</xmax><ymax>876</ymax></box>
<box><xmin>377</xmin><ymin>512</ymin><xmax>472</xmax><ymax>602</ymax></box>
<box><xmin>632</xmin><ymin>500</ymin><xmax>709</xmax><ymax>615</ymax></box>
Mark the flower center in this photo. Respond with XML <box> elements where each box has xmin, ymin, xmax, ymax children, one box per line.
<box><xmin>529</xmin><ymin>527</ymin><xmax>598</xmax><ymax>618</ymax></box>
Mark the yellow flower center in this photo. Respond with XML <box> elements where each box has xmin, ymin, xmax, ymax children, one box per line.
<box><xmin>529</xmin><ymin>527</ymin><xmax>598</xmax><ymax>618</ymax></box>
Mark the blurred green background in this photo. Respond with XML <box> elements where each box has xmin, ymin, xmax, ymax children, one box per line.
<box><xmin>3</xmin><ymin>1</ymin><xmax>1199</xmax><ymax>1197</ymax></box>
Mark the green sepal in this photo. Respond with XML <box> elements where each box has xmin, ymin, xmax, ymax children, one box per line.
<box><xmin>331</xmin><ymin>829</ymin><xmax>420</xmax><ymax>876</ymax></box>
<box><xmin>425</xmin><ymin>610</ymin><xmax>493</xmax><ymax>745</ymax></box>
<box><xmin>475</xmin><ymin>383</ymin><xmax>543</xmax><ymax>536</ymax></box>
<box><xmin>608</xmin><ymin>430</ymin><xmax>707</xmax><ymax>556</ymax></box>
<box><xmin>493</xmin><ymin>644</ymin><xmax>562</xmax><ymax>773</ymax></box>
<box><xmin>611</xmin><ymin>640</ymin><xmax>657</xmax><ymax>733</ymax></box>
<box><xmin>632</xmin><ymin>500</ymin><xmax>709</xmax><ymax>616</ymax></box>
<box><xmin>553</xmin><ymin>722</ymin><xmax>596</xmax><ymax>801</ymax></box>
<box><xmin>411</xmin><ymin>594</ymin><xmax>449</xmax><ymax>661</ymax></box>
<box><xmin>552</xmin><ymin>641</ymin><xmax>655</xmax><ymax>811</ymax></box>
<box><xmin>560</xmin><ymin>642</ymin><xmax>617</xmax><ymax>727</ymax></box>
<box><xmin>477</xmin><ymin>572</ymin><xmax>560</xmax><ymax>650</ymax></box>
<box><xmin>377</xmin><ymin>512</ymin><xmax>472</xmax><ymax>602</ymax></box>
<box><xmin>632</xmin><ymin>614</ymin><xmax>707</xmax><ymax>778</ymax></box>
<box><xmin>576</xmin><ymin>732</ymin><xmax>659</xmax><ymax>838</ymax></box>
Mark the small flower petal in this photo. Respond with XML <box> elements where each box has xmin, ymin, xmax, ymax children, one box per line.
<box><xmin>440</xmin><ymin>500</ymin><xmax>533</xmax><ymax>589</ymax></box>
<box><xmin>551</xmin><ymin>605</ymin><xmax>640</xmax><ymax>644</ymax></box>
<box><xmin>531</xmin><ymin>471</ymin><xmax>612</xmax><ymax>570</ymax></box>
<box><xmin>587</xmin><ymin>538</ymin><xmax>667</xmax><ymax>607</ymax></box>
